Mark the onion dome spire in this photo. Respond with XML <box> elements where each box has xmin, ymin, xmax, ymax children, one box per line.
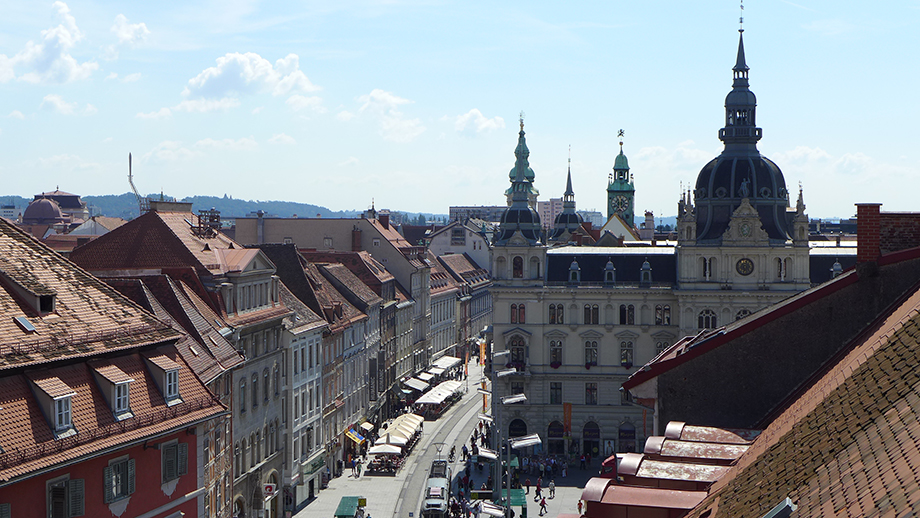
<box><xmin>495</xmin><ymin>115</ymin><xmax>542</xmax><ymax>246</ymax></box>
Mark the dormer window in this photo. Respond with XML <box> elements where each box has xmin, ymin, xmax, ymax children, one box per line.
<box><xmin>166</xmin><ymin>370</ymin><xmax>179</xmax><ymax>400</ymax></box>
<box><xmin>115</xmin><ymin>383</ymin><xmax>130</xmax><ymax>414</ymax></box>
<box><xmin>55</xmin><ymin>397</ymin><xmax>72</xmax><ymax>431</ymax></box>
<box><xmin>143</xmin><ymin>353</ymin><xmax>183</xmax><ymax>406</ymax></box>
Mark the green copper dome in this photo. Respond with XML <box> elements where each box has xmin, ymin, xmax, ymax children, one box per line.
<box><xmin>614</xmin><ymin>149</ymin><xmax>629</xmax><ymax>171</ymax></box>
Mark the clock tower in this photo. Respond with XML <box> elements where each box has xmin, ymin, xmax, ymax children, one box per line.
<box><xmin>606</xmin><ymin>132</ymin><xmax>635</xmax><ymax>226</ymax></box>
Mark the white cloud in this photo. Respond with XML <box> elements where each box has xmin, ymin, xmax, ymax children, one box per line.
<box><xmin>122</xmin><ymin>72</ymin><xmax>141</xmax><ymax>82</ymax></box>
<box><xmin>104</xmin><ymin>14</ymin><xmax>150</xmax><ymax>60</ymax></box>
<box><xmin>337</xmin><ymin>156</ymin><xmax>359</xmax><ymax>167</ymax></box>
<box><xmin>40</xmin><ymin>94</ymin><xmax>96</xmax><ymax>116</ymax></box>
<box><xmin>268</xmin><ymin>133</ymin><xmax>296</xmax><ymax>145</ymax></box>
<box><xmin>286</xmin><ymin>94</ymin><xmax>324</xmax><ymax>113</ymax></box>
<box><xmin>336</xmin><ymin>110</ymin><xmax>355</xmax><ymax>121</ymax></box>
<box><xmin>136</xmin><ymin>107</ymin><xmax>172</xmax><ymax>120</ymax></box>
<box><xmin>252</xmin><ymin>106</ymin><xmax>264</xmax><ymax>114</ymax></box>
<box><xmin>357</xmin><ymin>89</ymin><xmax>425</xmax><ymax>143</ymax></box>
<box><xmin>142</xmin><ymin>141</ymin><xmax>199</xmax><ymax>162</ymax></box>
<box><xmin>40</xmin><ymin>94</ymin><xmax>77</xmax><ymax>115</ymax></box>
<box><xmin>112</xmin><ymin>14</ymin><xmax>150</xmax><ymax>46</ymax></box>
<box><xmin>451</xmin><ymin>108</ymin><xmax>505</xmax><ymax>134</ymax></box>
<box><xmin>183</xmin><ymin>52</ymin><xmax>320</xmax><ymax>99</ymax></box>
<box><xmin>105</xmin><ymin>72</ymin><xmax>118</xmax><ymax>80</ymax></box>
<box><xmin>1</xmin><ymin>2</ymin><xmax>98</xmax><ymax>84</ymax></box>
<box><xmin>102</xmin><ymin>137</ymin><xmax>113</xmax><ymax>143</ymax></box>
<box><xmin>8</xmin><ymin>110</ymin><xmax>25</xmax><ymax>120</ymax></box>
<box><xmin>31</xmin><ymin>153</ymin><xmax>100</xmax><ymax>171</ymax></box>
<box><xmin>195</xmin><ymin>137</ymin><xmax>258</xmax><ymax>151</ymax></box>
<box><xmin>173</xmin><ymin>97</ymin><xmax>241</xmax><ymax>113</ymax></box>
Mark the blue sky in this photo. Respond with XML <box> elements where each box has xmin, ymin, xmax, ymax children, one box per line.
<box><xmin>1</xmin><ymin>1</ymin><xmax>918</xmax><ymax>219</ymax></box>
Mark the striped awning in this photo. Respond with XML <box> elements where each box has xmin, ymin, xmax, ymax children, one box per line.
<box><xmin>345</xmin><ymin>428</ymin><xmax>365</xmax><ymax>445</ymax></box>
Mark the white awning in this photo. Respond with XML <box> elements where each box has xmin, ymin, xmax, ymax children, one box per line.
<box><xmin>404</xmin><ymin>377</ymin><xmax>429</xmax><ymax>391</ymax></box>
<box><xmin>417</xmin><ymin>372</ymin><xmax>435</xmax><ymax>382</ymax></box>
<box><xmin>360</xmin><ymin>422</ymin><xmax>375</xmax><ymax>432</ymax></box>
<box><xmin>428</xmin><ymin>366</ymin><xmax>446</xmax><ymax>375</ymax></box>
<box><xmin>415</xmin><ymin>380</ymin><xmax>463</xmax><ymax>405</ymax></box>
<box><xmin>477</xmin><ymin>448</ymin><xmax>498</xmax><ymax>460</ymax></box>
<box><xmin>433</xmin><ymin>355</ymin><xmax>461</xmax><ymax>369</ymax></box>
<box><xmin>368</xmin><ymin>443</ymin><xmax>402</xmax><ymax>455</ymax></box>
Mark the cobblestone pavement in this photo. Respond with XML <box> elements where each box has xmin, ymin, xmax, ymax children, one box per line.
<box><xmin>295</xmin><ymin>359</ymin><xmax>597</xmax><ymax>518</ymax></box>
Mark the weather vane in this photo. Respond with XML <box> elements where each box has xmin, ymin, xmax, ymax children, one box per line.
<box><xmin>519</xmin><ymin>111</ymin><xmax>526</xmax><ymax>131</ymax></box>
<box><xmin>739</xmin><ymin>0</ymin><xmax>744</xmax><ymax>32</ymax></box>
<box><xmin>617</xmin><ymin>129</ymin><xmax>625</xmax><ymax>149</ymax></box>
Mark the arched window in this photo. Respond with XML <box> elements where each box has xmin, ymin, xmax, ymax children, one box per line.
<box><xmin>655</xmin><ymin>305</ymin><xmax>663</xmax><ymax>325</ymax></box>
<box><xmin>234</xmin><ymin>442</ymin><xmax>241</xmax><ymax>478</ymax></box>
<box><xmin>556</xmin><ymin>305</ymin><xmax>564</xmax><ymax>324</ymax></box>
<box><xmin>656</xmin><ymin>341</ymin><xmax>669</xmax><ymax>355</ymax></box>
<box><xmin>698</xmin><ymin>309</ymin><xmax>717</xmax><ymax>329</ymax></box>
<box><xmin>550</xmin><ymin>340</ymin><xmax>563</xmax><ymax>364</ymax></box>
<box><xmin>619</xmin><ymin>305</ymin><xmax>627</xmax><ymax>325</ymax></box>
<box><xmin>663</xmin><ymin>305</ymin><xmax>671</xmax><ymax>325</ymax></box>
<box><xmin>591</xmin><ymin>305</ymin><xmax>599</xmax><ymax>324</ymax></box>
<box><xmin>249</xmin><ymin>433</ymin><xmax>256</xmax><ymax>467</ymax></box>
<box><xmin>549</xmin><ymin>304</ymin><xmax>557</xmax><ymax>324</ymax></box>
<box><xmin>584</xmin><ymin>341</ymin><xmax>598</xmax><ymax>365</ymax></box>
<box><xmin>620</xmin><ymin>341</ymin><xmax>633</xmax><ymax>368</ymax></box>
<box><xmin>583</xmin><ymin>304</ymin><xmax>591</xmax><ymax>324</ymax></box>
<box><xmin>736</xmin><ymin>309</ymin><xmax>752</xmax><ymax>321</ymax></box>
<box><xmin>263</xmin><ymin>369</ymin><xmax>270</xmax><ymax>402</ymax></box>
<box><xmin>513</xmin><ymin>256</ymin><xmax>524</xmax><ymax>278</ymax></box>
<box><xmin>273</xmin><ymin>365</ymin><xmax>280</xmax><ymax>397</ymax></box>
<box><xmin>627</xmin><ymin>305</ymin><xmax>635</xmax><ymax>325</ymax></box>
<box><xmin>518</xmin><ymin>304</ymin><xmax>526</xmax><ymax>324</ymax></box>
<box><xmin>510</xmin><ymin>304</ymin><xmax>518</xmax><ymax>324</ymax></box>
<box><xmin>239</xmin><ymin>378</ymin><xmax>246</xmax><ymax>414</ymax></box>
<box><xmin>510</xmin><ymin>336</ymin><xmax>526</xmax><ymax>365</ymax></box>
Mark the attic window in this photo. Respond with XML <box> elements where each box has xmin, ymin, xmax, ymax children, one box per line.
<box><xmin>166</xmin><ymin>370</ymin><xmax>179</xmax><ymax>400</ymax></box>
<box><xmin>40</xmin><ymin>294</ymin><xmax>55</xmax><ymax>313</ymax></box>
<box><xmin>14</xmin><ymin>316</ymin><xmax>36</xmax><ymax>333</ymax></box>
<box><xmin>115</xmin><ymin>383</ymin><xmax>130</xmax><ymax>414</ymax></box>
<box><xmin>55</xmin><ymin>397</ymin><xmax>72</xmax><ymax>431</ymax></box>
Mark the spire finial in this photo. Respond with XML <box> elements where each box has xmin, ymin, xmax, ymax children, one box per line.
<box><xmin>739</xmin><ymin>0</ymin><xmax>744</xmax><ymax>32</ymax></box>
<box><xmin>617</xmin><ymin>129</ymin><xmax>625</xmax><ymax>152</ymax></box>
<box><xmin>519</xmin><ymin>111</ymin><xmax>525</xmax><ymax>131</ymax></box>
<box><xmin>568</xmin><ymin>145</ymin><xmax>571</xmax><ymax>168</ymax></box>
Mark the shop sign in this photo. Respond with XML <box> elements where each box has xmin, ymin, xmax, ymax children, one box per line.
<box><xmin>263</xmin><ymin>483</ymin><xmax>277</xmax><ymax>498</ymax></box>
<box><xmin>368</xmin><ymin>357</ymin><xmax>378</xmax><ymax>401</ymax></box>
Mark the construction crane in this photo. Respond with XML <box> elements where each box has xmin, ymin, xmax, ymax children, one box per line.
<box><xmin>127</xmin><ymin>153</ymin><xmax>149</xmax><ymax>216</ymax></box>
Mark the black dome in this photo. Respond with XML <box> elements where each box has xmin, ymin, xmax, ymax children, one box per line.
<box><xmin>694</xmin><ymin>153</ymin><xmax>791</xmax><ymax>242</ymax></box>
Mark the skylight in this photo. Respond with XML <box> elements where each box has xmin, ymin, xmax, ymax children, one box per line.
<box><xmin>14</xmin><ymin>316</ymin><xmax>36</xmax><ymax>333</ymax></box>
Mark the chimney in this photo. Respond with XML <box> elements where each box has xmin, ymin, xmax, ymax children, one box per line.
<box><xmin>379</xmin><ymin>212</ymin><xmax>390</xmax><ymax>230</ymax></box>
<box><xmin>856</xmin><ymin>203</ymin><xmax>881</xmax><ymax>263</ymax></box>
<box><xmin>322</xmin><ymin>305</ymin><xmax>334</xmax><ymax>322</ymax></box>
<box><xmin>352</xmin><ymin>225</ymin><xmax>362</xmax><ymax>251</ymax></box>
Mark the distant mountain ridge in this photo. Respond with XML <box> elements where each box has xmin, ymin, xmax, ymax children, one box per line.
<box><xmin>1</xmin><ymin>193</ymin><xmax>360</xmax><ymax>221</ymax></box>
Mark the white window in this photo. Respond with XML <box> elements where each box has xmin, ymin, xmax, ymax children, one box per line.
<box><xmin>55</xmin><ymin>397</ymin><xmax>72</xmax><ymax>430</ymax></box>
<box><xmin>166</xmin><ymin>370</ymin><xmax>179</xmax><ymax>399</ymax></box>
<box><xmin>104</xmin><ymin>457</ymin><xmax>135</xmax><ymax>503</ymax></box>
<box><xmin>115</xmin><ymin>383</ymin><xmax>130</xmax><ymax>413</ymax></box>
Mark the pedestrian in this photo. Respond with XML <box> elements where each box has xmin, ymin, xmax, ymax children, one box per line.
<box><xmin>577</xmin><ymin>500</ymin><xmax>583</xmax><ymax>515</ymax></box>
<box><xmin>539</xmin><ymin>497</ymin><xmax>547</xmax><ymax>516</ymax></box>
<box><xmin>524</xmin><ymin>478</ymin><xmax>531</xmax><ymax>494</ymax></box>
<box><xmin>534</xmin><ymin>480</ymin><xmax>542</xmax><ymax>501</ymax></box>
<box><xmin>356</xmin><ymin>459</ymin><xmax>362</xmax><ymax>478</ymax></box>
<box><xmin>579</xmin><ymin>454</ymin><xmax>586</xmax><ymax>470</ymax></box>
<box><xmin>549</xmin><ymin>480</ymin><xmax>555</xmax><ymax>498</ymax></box>
<box><xmin>351</xmin><ymin>457</ymin><xmax>357</xmax><ymax>477</ymax></box>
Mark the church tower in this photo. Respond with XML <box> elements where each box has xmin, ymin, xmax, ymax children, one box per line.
<box><xmin>606</xmin><ymin>132</ymin><xmax>635</xmax><ymax>226</ymax></box>
<box><xmin>676</xmin><ymin>25</ymin><xmax>811</xmax><ymax>332</ymax></box>
<box><xmin>549</xmin><ymin>152</ymin><xmax>585</xmax><ymax>243</ymax></box>
<box><xmin>492</xmin><ymin>118</ymin><xmax>546</xmax><ymax>285</ymax></box>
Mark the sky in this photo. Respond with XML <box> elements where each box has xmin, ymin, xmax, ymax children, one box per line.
<box><xmin>1</xmin><ymin>1</ymin><xmax>919</xmax><ymax>219</ymax></box>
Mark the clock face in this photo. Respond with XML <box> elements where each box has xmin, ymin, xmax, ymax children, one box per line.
<box><xmin>613</xmin><ymin>195</ymin><xmax>629</xmax><ymax>213</ymax></box>
<box><xmin>736</xmin><ymin>258</ymin><xmax>754</xmax><ymax>276</ymax></box>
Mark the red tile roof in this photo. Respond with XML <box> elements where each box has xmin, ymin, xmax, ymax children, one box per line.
<box><xmin>684</xmin><ymin>281</ymin><xmax>920</xmax><ymax>517</ymax></box>
<box><xmin>0</xmin><ymin>218</ymin><xmax>180</xmax><ymax>370</ymax></box>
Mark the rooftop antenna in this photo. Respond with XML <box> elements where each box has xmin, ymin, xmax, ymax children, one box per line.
<box><xmin>127</xmin><ymin>153</ymin><xmax>150</xmax><ymax>216</ymax></box>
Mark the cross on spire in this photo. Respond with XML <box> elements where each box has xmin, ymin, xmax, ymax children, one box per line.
<box><xmin>739</xmin><ymin>0</ymin><xmax>744</xmax><ymax>32</ymax></box>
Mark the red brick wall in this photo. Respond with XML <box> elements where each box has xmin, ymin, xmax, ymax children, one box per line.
<box><xmin>879</xmin><ymin>212</ymin><xmax>920</xmax><ymax>255</ymax></box>
<box><xmin>857</xmin><ymin>204</ymin><xmax>881</xmax><ymax>263</ymax></box>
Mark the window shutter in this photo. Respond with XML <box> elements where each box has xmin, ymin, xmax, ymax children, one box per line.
<box><xmin>68</xmin><ymin>478</ymin><xmax>84</xmax><ymax>517</ymax></box>
<box><xmin>0</xmin><ymin>503</ymin><xmax>10</xmax><ymax>518</ymax></box>
<box><xmin>127</xmin><ymin>459</ymin><xmax>136</xmax><ymax>495</ymax></box>
<box><xmin>103</xmin><ymin>466</ymin><xmax>114</xmax><ymax>504</ymax></box>
<box><xmin>178</xmin><ymin>442</ymin><xmax>188</xmax><ymax>476</ymax></box>
<box><xmin>51</xmin><ymin>486</ymin><xmax>67</xmax><ymax>518</ymax></box>
<box><xmin>164</xmin><ymin>444</ymin><xmax>177</xmax><ymax>481</ymax></box>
